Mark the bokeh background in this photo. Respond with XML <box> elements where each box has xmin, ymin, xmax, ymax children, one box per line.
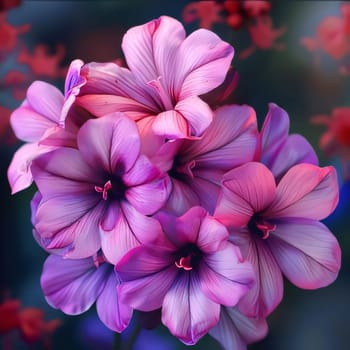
<box><xmin>1</xmin><ymin>1</ymin><xmax>349</xmax><ymax>349</ymax></box>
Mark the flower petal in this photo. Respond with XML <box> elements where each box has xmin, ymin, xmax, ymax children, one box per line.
<box><xmin>176</xmin><ymin>29</ymin><xmax>234</xmax><ymax>99</ymax></box>
<box><xmin>267</xmin><ymin>164</ymin><xmax>339</xmax><ymax>220</ymax></box>
<box><xmin>209</xmin><ymin>307</ymin><xmax>268</xmax><ymax>350</ymax></box>
<box><xmin>77</xmin><ymin>113</ymin><xmax>140</xmax><ymax>173</ymax></box>
<box><xmin>41</xmin><ymin>255</ymin><xmax>109</xmax><ymax>315</ymax></box>
<box><xmin>96</xmin><ymin>270</ymin><xmax>133</xmax><ymax>332</ymax></box>
<box><xmin>214</xmin><ymin>162</ymin><xmax>276</xmax><ymax>227</ymax></box>
<box><xmin>152</xmin><ymin>110</ymin><xmax>189</xmax><ymax>139</ymax></box>
<box><xmin>200</xmin><ymin>243</ymin><xmax>255</xmax><ymax>307</ymax></box>
<box><xmin>162</xmin><ymin>273</ymin><xmax>220</xmax><ymax>345</ymax></box>
<box><xmin>268</xmin><ymin>219</ymin><xmax>341</xmax><ymax>289</ymax></box>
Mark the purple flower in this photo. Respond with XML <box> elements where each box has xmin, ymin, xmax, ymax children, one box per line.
<box><xmin>116</xmin><ymin>206</ymin><xmax>255</xmax><ymax>345</ymax></box>
<box><xmin>255</xmin><ymin>103</ymin><xmax>318</xmax><ymax>180</ymax></box>
<box><xmin>209</xmin><ymin>306</ymin><xmax>268</xmax><ymax>350</ymax></box>
<box><xmin>40</xmin><ymin>253</ymin><xmax>132</xmax><ymax>332</ymax></box>
<box><xmin>149</xmin><ymin>104</ymin><xmax>258</xmax><ymax>215</ymax></box>
<box><xmin>214</xmin><ymin>162</ymin><xmax>341</xmax><ymax>318</ymax></box>
<box><xmin>31</xmin><ymin>113</ymin><xmax>171</xmax><ymax>261</ymax></box>
<box><xmin>76</xmin><ymin>16</ymin><xmax>234</xmax><ymax>139</ymax></box>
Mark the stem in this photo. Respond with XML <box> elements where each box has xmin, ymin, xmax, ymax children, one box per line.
<box><xmin>122</xmin><ymin>321</ymin><xmax>142</xmax><ymax>350</ymax></box>
<box><xmin>112</xmin><ymin>332</ymin><xmax>121</xmax><ymax>350</ymax></box>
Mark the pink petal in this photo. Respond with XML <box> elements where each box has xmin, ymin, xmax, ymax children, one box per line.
<box><xmin>196</xmin><ymin>215</ymin><xmax>229</xmax><ymax>253</ymax></box>
<box><xmin>214</xmin><ymin>162</ymin><xmax>276</xmax><ymax>227</ymax></box>
<box><xmin>96</xmin><ymin>271</ymin><xmax>133</xmax><ymax>332</ymax></box>
<box><xmin>209</xmin><ymin>307</ymin><xmax>268</xmax><ymax>350</ymax></box>
<box><xmin>176</xmin><ymin>29</ymin><xmax>234</xmax><ymax>99</ymax></box>
<box><xmin>40</xmin><ymin>255</ymin><xmax>108</xmax><ymax>315</ymax></box>
<box><xmin>238</xmin><ymin>235</ymin><xmax>283</xmax><ymax>318</ymax></box>
<box><xmin>175</xmin><ymin>96</ymin><xmax>213</xmax><ymax>137</ymax></box>
<box><xmin>152</xmin><ymin>110</ymin><xmax>189</xmax><ymax>139</ymax></box>
<box><xmin>162</xmin><ymin>274</ymin><xmax>220</xmax><ymax>345</ymax></box>
<box><xmin>200</xmin><ymin>243</ymin><xmax>255</xmax><ymax>306</ymax></box>
<box><xmin>7</xmin><ymin>143</ymin><xmax>55</xmax><ymax>194</ymax></box>
<box><xmin>267</xmin><ymin>164</ymin><xmax>339</xmax><ymax>220</ymax></box>
<box><xmin>77</xmin><ymin>113</ymin><xmax>140</xmax><ymax>173</ymax></box>
<box><xmin>122</xmin><ymin>16</ymin><xmax>185</xmax><ymax>86</ymax></box>
<box><xmin>268</xmin><ymin>219</ymin><xmax>341</xmax><ymax>289</ymax></box>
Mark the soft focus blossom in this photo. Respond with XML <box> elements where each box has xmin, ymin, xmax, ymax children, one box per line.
<box><xmin>215</xmin><ymin>162</ymin><xmax>341</xmax><ymax>317</ymax></box>
<box><xmin>31</xmin><ymin>113</ymin><xmax>171</xmax><ymax>261</ymax></box>
<box><xmin>116</xmin><ymin>206</ymin><xmax>255</xmax><ymax>345</ymax></box>
<box><xmin>76</xmin><ymin>16</ymin><xmax>234</xmax><ymax>139</ymax></box>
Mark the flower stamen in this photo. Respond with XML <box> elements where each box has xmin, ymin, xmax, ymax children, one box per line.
<box><xmin>94</xmin><ymin>180</ymin><xmax>112</xmax><ymax>201</ymax></box>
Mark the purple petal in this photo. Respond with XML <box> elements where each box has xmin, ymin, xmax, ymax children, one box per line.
<box><xmin>200</xmin><ymin>243</ymin><xmax>255</xmax><ymax>306</ymax></box>
<box><xmin>176</xmin><ymin>29</ymin><xmax>234</xmax><ymax>99</ymax></box>
<box><xmin>214</xmin><ymin>162</ymin><xmax>276</xmax><ymax>227</ymax></box>
<box><xmin>175</xmin><ymin>96</ymin><xmax>213</xmax><ymax>137</ymax></box>
<box><xmin>162</xmin><ymin>274</ymin><xmax>220</xmax><ymax>345</ymax></box>
<box><xmin>238</xmin><ymin>236</ymin><xmax>283</xmax><ymax>318</ymax></box>
<box><xmin>267</xmin><ymin>164</ymin><xmax>339</xmax><ymax>220</ymax></box>
<box><xmin>152</xmin><ymin>110</ymin><xmax>189</xmax><ymax>139</ymax></box>
<box><xmin>77</xmin><ymin>113</ymin><xmax>140</xmax><ymax>173</ymax></box>
<box><xmin>209</xmin><ymin>307</ymin><xmax>268</xmax><ymax>350</ymax></box>
<box><xmin>268</xmin><ymin>219</ymin><xmax>341</xmax><ymax>289</ymax></box>
<box><xmin>268</xmin><ymin>134</ymin><xmax>319</xmax><ymax>180</ymax></box>
<box><xmin>41</xmin><ymin>255</ymin><xmax>110</xmax><ymax>315</ymax></box>
<box><xmin>96</xmin><ymin>271</ymin><xmax>133</xmax><ymax>332</ymax></box>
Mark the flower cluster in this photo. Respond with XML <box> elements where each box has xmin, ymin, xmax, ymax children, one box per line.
<box><xmin>8</xmin><ymin>16</ymin><xmax>341</xmax><ymax>349</ymax></box>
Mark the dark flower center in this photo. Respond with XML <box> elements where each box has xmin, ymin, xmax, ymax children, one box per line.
<box><xmin>94</xmin><ymin>177</ymin><xmax>126</xmax><ymax>201</ymax></box>
<box><xmin>168</xmin><ymin>156</ymin><xmax>195</xmax><ymax>182</ymax></box>
<box><xmin>248</xmin><ymin>213</ymin><xmax>276</xmax><ymax>239</ymax></box>
<box><xmin>175</xmin><ymin>243</ymin><xmax>203</xmax><ymax>271</ymax></box>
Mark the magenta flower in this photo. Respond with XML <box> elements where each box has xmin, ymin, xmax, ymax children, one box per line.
<box><xmin>40</xmin><ymin>253</ymin><xmax>132</xmax><ymax>332</ymax></box>
<box><xmin>149</xmin><ymin>104</ymin><xmax>258</xmax><ymax>215</ymax></box>
<box><xmin>214</xmin><ymin>162</ymin><xmax>341</xmax><ymax>318</ymax></box>
<box><xmin>76</xmin><ymin>16</ymin><xmax>234</xmax><ymax>139</ymax></box>
<box><xmin>255</xmin><ymin>103</ymin><xmax>318</xmax><ymax>180</ymax></box>
<box><xmin>209</xmin><ymin>306</ymin><xmax>268</xmax><ymax>350</ymax></box>
<box><xmin>31</xmin><ymin>113</ymin><xmax>171</xmax><ymax>261</ymax></box>
<box><xmin>116</xmin><ymin>206</ymin><xmax>255</xmax><ymax>345</ymax></box>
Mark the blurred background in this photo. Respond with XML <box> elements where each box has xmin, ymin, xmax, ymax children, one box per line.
<box><xmin>1</xmin><ymin>1</ymin><xmax>349</xmax><ymax>349</ymax></box>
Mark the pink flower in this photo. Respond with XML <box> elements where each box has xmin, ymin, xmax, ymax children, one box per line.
<box><xmin>40</xmin><ymin>253</ymin><xmax>132</xmax><ymax>332</ymax></box>
<box><xmin>255</xmin><ymin>103</ymin><xmax>318</xmax><ymax>180</ymax></box>
<box><xmin>76</xmin><ymin>16</ymin><xmax>234</xmax><ymax>139</ymax></box>
<box><xmin>214</xmin><ymin>162</ymin><xmax>341</xmax><ymax>318</ymax></box>
<box><xmin>116</xmin><ymin>206</ymin><xmax>255</xmax><ymax>345</ymax></box>
<box><xmin>209</xmin><ymin>306</ymin><xmax>268</xmax><ymax>350</ymax></box>
<box><xmin>151</xmin><ymin>104</ymin><xmax>257</xmax><ymax>215</ymax></box>
<box><xmin>31</xmin><ymin>113</ymin><xmax>171</xmax><ymax>261</ymax></box>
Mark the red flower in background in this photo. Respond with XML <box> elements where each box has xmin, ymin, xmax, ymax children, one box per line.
<box><xmin>0</xmin><ymin>0</ymin><xmax>21</xmax><ymax>12</ymax></box>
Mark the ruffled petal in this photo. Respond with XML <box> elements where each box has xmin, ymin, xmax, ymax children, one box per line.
<box><xmin>238</xmin><ymin>236</ymin><xmax>283</xmax><ymax>318</ymax></box>
<box><xmin>77</xmin><ymin>113</ymin><xmax>140</xmax><ymax>173</ymax></box>
<box><xmin>200</xmin><ymin>243</ymin><xmax>255</xmax><ymax>306</ymax></box>
<box><xmin>175</xmin><ymin>96</ymin><xmax>213</xmax><ymax>137</ymax></box>
<box><xmin>41</xmin><ymin>255</ymin><xmax>110</xmax><ymax>315</ymax></box>
<box><xmin>268</xmin><ymin>219</ymin><xmax>341</xmax><ymax>289</ymax></box>
<box><xmin>162</xmin><ymin>273</ymin><xmax>220</xmax><ymax>345</ymax></box>
<box><xmin>96</xmin><ymin>270</ymin><xmax>133</xmax><ymax>332</ymax></box>
<box><xmin>214</xmin><ymin>162</ymin><xmax>276</xmax><ymax>227</ymax></box>
<box><xmin>176</xmin><ymin>29</ymin><xmax>234</xmax><ymax>99</ymax></box>
<box><xmin>209</xmin><ymin>307</ymin><xmax>268</xmax><ymax>350</ymax></box>
<box><xmin>267</xmin><ymin>164</ymin><xmax>338</xmax><ymax>220</ymax></box>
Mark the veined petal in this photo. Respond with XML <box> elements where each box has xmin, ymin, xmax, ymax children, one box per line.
<box><xmin>267</xmin><ymin>164</ymin><xmax>338</xmax><ymax>220</ymax></box>
<box><xmin>200</xmin><ymin>243</ymin><xmax>255</xmax><ymax>306</ymax></box>
<box><xmin>238</xmin><ymin>237</ymin><xmax>283</xmax><ymax>318</ymax></box>
<box><xmin>209</xmin><ymin>307</ymin><xmax>268</xmax><ymax>350</ymax></box>
<box><xmin>162</xmin><ymin>273</ymin><xmax>220</xmax><ymax>345</ymax></box>
<box><xmin>77</xmin><ymin>113</ymin><xmax>140</xmax><ymax>173</ymax></box>
<box><xmin>7</xmin><ymin>143</ymin><xmax>55</xmax><ymax>194</ymax></box>
<box><xmin>96</xmin><ymin>271</ymin><xmax>133</xmax><ymax>332</ymax></box>
<box><xmin>268</xmin><ymin>134</ymin><xmax>319</xmax><ymax>180</ymax></box>
<box><xmin>152</xmin><ymin>110</ymin><xmax>189</xmax><ymax>139</ymax></box>
<box><xmin>268</xmin><ymin>219</ymin><xmax>341</xmax><ymax>289</ymax></box>
<box><xmin>175</xmin><ymin>96</ymin><xmax>213</xmax><ymax>137</ymax></box>
<box><xmin>214</xmin><ymin>162</ymin><xmax>276</xmax><ymax>227</ymax></box>
<box><xmin>176</xmin><ymin>29</ymin><xmax>234</xmax><ymax>100</ymax></box>
<box><xmin>41</xmin><ymin>255</ymin><xmax>110</xmax><ymax>315</ymax></box>
<box><xmin>122</xmin><ymin>16</ymin><xmax>185</xmax><ymax>86</ymax></box>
